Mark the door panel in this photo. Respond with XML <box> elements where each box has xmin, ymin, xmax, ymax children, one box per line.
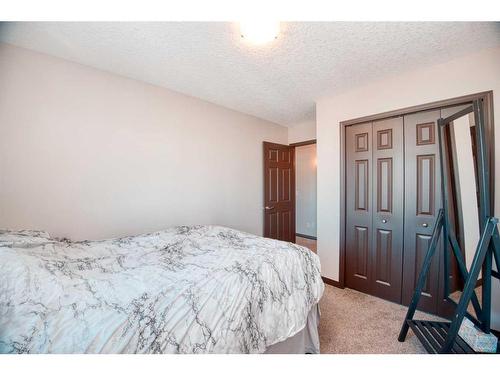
<box><xmin>402</xmin><ymin>109</ymin><xmax>442</xmax><ymax>314</ymax></box>
<box><xmin>416</xmin><ymin>154</ymin><xmax>436</xmax><ymax>215</ymax></box>
<box><xmin>355</xmin><ymin>159</ymin><xmax>369</xmax><ymax>210</ymax></box>
<box><xmin>263</xmin><ymin>142</ymin><xmax>295</xmax><ymax>243</ymax></box>
<box><xmin>375</xmin><ymin>229</ymin><xmax>392</xmax><ymax>283</ymax></box>
<box><xmin>371</xmin><ymin>117</ymin><xmax>404</xmax><ymax>303</ymax></box>
<box><xmin>345</xmin><ymin>122</ymin><xmax>373</xmax><ymax>294</ymax></box>
<box><xmin>354</xmin><ymin>225</ymin><xmax>369</xmax><ymax>278</ymax></box>
<box><xmin>415</xmin><ymin>233</ymin><xmax>434</xmax><ymax>297</ymax></box>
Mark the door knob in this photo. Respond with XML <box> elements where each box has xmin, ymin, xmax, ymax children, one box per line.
<box><xmin>265</xmin><ymin>206</ymin><xmax>274</xmax><ymax>210</ymax></box>
<box><xmin>422</xmin><ymin>223</ymin><xmax>428</xmax><ymax>228</ymax></box>
<box><xmin>381</xmin><ymin>219</ymin><xmax>387</xmax><ymax>223</ymax></box>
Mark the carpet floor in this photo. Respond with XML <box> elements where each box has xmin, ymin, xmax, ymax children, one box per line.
<box><xmin>318</xmin><ymin>285</ymin><xmax>439</xmax><ymax>354</ymax></box>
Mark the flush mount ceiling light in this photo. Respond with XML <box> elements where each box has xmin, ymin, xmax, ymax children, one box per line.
<box><xmin>239</xmin><ymin>20</ymin><xmax>280</xmax><ymax>45</ymax></box>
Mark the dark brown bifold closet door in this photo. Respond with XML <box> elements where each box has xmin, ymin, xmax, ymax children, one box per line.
<box><xmin>345</xmin><ymin>118</ymin><xmax>404</xmax><ymax>303</ymax></box>
<box><xmin>402</xmin><ymin>107</ymin><xmax>467</xmax><ymax>316</ymax></box>
<box><xmin>402</xmin><ymin>109</ymin><xmax>443</xmax><ymax>314</ymax></box>
<box><xmin>346</xmin><ymin>106</ymin><xmax>469</xmax><ymax>315</ymax></box>
<box><xmin>345</xmin><ymin>122</ymin><xmax>373</xmax><ymax>295</ymax></box>
<box><xmin>371</xmin><ymin>118</ymin><xmax>404</xmax><ymax>303</ymax></box>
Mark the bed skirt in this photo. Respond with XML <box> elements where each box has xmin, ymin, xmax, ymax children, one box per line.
<box><xmin>264</xmin><ymin>304</ymin><xmax>320</xmax><ymax>354</ymax></box>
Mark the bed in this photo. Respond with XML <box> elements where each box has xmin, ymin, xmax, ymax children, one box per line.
<box><xmin>0</xmin><ymin>225</ymin><xmax>324</xmax><ymax>354</ymax></box>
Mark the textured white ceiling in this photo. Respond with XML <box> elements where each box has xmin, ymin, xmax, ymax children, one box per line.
<box><xmin>1</xmin><ymin>22</ymin><xmax>499</xmax><ymax>125</ymax></box>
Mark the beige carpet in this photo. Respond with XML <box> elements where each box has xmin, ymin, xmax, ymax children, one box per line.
<box><xmin>318</xmin><ymin>285</ymin><xmax>439</xmax><ymax>354</ymax></box>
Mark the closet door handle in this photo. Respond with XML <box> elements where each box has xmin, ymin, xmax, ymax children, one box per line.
<box><xmin>381</xmin><ymin>219</ymin><xmax>387</xmax><ymax>224</ymax></box>
<box><xmin>422</xmin><ymin>223</ymin><xmax>428</xmax><ymax>228</ymax></box>
<box><xmin>265</xmin><ymin>206</ymin><xmax>274</xmax><ymax>210</ymax></box>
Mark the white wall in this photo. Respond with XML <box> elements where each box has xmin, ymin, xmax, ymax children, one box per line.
<box><xmin>295</xmin><ymin>144</ymin><xmax>317</xmax><ymax>237</ymax></box>
<box><xmin>288</xmin><ymin>120</ymin><xmax>316</xmax><ymax>144</ymax></box>
<box><xmin>0</xmin><ymin>43</ymin><xmax>287</xmax><ymax>240</ymax></box>
<box><xmin>316</xmin><ymin>46</ymin><xmax>500</xmax><ymax>328</ymax></box>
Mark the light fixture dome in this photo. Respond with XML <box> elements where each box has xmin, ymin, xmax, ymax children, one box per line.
<box><xmin>239</xmin><ymin>20</ymin><xmax>280</xmax><ymax>45</ymax></box>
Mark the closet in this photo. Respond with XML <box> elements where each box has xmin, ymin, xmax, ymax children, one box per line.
<box><xmin>344</xmin><ymin>105</ymin><xmax>467</xmax><ymax>316</ymax></box>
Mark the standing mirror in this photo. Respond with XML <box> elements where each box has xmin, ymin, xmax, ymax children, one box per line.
<box><xmin>399</xmin><ymin>99</ymin><xmax>500</xmax><ymax>353</ymax></box>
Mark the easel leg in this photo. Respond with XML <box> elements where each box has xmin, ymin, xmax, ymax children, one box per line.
<box><xmin>491</xmin><ymin>228</ymin><xmax>500</xmax><ymax>277</ymax></box>
<box><xmin>447</xmin><ymin>233</ymin><xmax>483</xmax><ymax>319</ymax></box>
<box><xmin>482</xmin><ymin>247</ymin><xmax>492</xmax><ymax>333</ymax></box>
<box><xmin>440</xmin><ymin>218</ymin><xmax>497</xmax><ymax>353</ymax></box>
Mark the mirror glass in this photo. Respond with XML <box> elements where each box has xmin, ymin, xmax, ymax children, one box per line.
<box><xmin>442</xmin><ymin>106</ymin><xmax>482</xmax><ymax>309</ymax></box>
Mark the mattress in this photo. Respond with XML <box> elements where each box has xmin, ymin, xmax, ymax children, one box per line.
<box><xmin>0</xmin><ymin>226</ymin><xmax>324</xmax><ymax>353</ymax></box>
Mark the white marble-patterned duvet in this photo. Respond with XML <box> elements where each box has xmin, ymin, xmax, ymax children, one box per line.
<box><xmin>0</xmin><ymin>226</ymin><xmax>324</xmax><ymax>353</ymax></box>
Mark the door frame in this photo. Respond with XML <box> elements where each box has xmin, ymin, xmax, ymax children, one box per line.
<box><xmin>339</xmin><ymin>91</ymin><xmax>495</xmax><ymax>289</ymax></box>
<box><xmin>290</xmin><ymin>139</ymin><xmax>317</xmax><ymax>147</ymax></box>
<box><xmin>290</xmin><ymin>139</ymin><xmax>317</xmax><ymax>241</ymax></box>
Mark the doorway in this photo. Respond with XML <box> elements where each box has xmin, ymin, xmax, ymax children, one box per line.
<box><xmin>263</xmin><ymin>139</ymin><xmax>317</xmax><ymax>253</ymax></box>
<box><xmin>294</xmin><ymin>140</ymin><xmax>317</xmax><ymax>253</ymax></box>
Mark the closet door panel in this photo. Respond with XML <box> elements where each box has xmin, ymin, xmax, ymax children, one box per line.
<box><xmin>371</xmin><ymin>117</ymin><xmax>404</xmax><ymax>303</ymax></box>
<box><xmin>402</xmin><ymin>110</ymin><xmax>442</xmax><ymax>314</ymax></box>
<box><xmin>345</xmin><ymin>122</ymin><xmax>373</xmax><ymax>294</ymax></box>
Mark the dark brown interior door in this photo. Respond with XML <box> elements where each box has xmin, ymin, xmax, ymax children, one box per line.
<box><xmin>263</xmin><ymin>142</ymin><xmax>295</xmax><ymax>242</ymax></box>
<box><xmin>402</xmin><ymin>109</ymin><xmax>442</xmax><ymax>314</ymax></box>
